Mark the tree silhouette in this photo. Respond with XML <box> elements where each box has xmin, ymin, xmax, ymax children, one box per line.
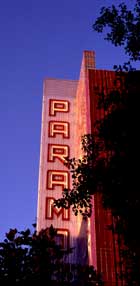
<box><xmin>55</xmin><ymin>2</ymin><xmax>140</xmax><ymax>284</ymax></box>
<box><xmin>55</xmin><ymin>69</ymin><xmax>140</xmax><ymax>285</ymax></box>
<box><xmin>0</xmin><ymin>225</ymin><xmax>102</xmax><ymax>285</ymax></box>
<box><xmin>93</xmin><ymin>0</ymin><xmax>140</xmax><ymax>61</ymax></box>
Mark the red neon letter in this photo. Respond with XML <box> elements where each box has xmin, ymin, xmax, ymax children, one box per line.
<box><xmin>49</xmin><ymin>121</ymin><xmax>69</xmax><ymax>138</ymax></box>
<box><xmin>47</xmin><ymin>170</ymin><xmax>69</xmax><ymax>190</ymax></box>
<box><xmin>49</xmin><ymin>99</ymin><xmax>69</xmax><ymax>116</ymax></box>
<box><xmin>55</xmin><ymin>229</ymin><xmax>69</xmax><ymax>249</ymax></box>
<box><xmin>48</xmin><ymin>144</ymin><xmax>69</xmax><ymax>163</ymax></box>
<box><xmin>45</xmin><ymin>197</ymin><xmax>70</xmax><ymax>220</ymax></box>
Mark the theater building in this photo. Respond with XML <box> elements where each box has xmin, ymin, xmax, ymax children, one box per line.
<box><xmin>37</xmin><ymin>51</ymin><xmax>121</xmax><ymax>285</ymax></box>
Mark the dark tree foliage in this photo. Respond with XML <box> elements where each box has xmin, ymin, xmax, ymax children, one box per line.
<box><xmin>0</xmin><ymin>225</ymin><xmax>102</xmax><ymax>285</ymax></box>
<box><xmin>92</xmin><ymin>2</ymin><xmax>140</xmax><ymax>283</ymax></box>
<box><xmin>55</xmin><ymin>68</ymin><xmax>140</xmax><ymax>285</ymax></box>
<box><xmin>54</xmin><ymin>134</ymin><xmax>100</xmax><ymax>217</ymax></box>
<box><xmin>55</xmin><ymin>1</ymin><xmax>140</xmax><ymax>284</ymax></box>
<box><xmin>93</xmin><ymin>0</ymin><xmax>140</xmax><ymax>61</ymax></box>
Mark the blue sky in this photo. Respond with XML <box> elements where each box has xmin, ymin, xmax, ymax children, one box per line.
<box><xmin>0</xmin><ymin>0</ymin><xmax>137</xmax><ymax>240</ymax></box>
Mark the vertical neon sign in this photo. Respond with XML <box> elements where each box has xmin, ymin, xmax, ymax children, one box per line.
<box><xmin>47</xmin><ymin>99</ymin><xmax>70</xmax><ymax>248</ymax></box>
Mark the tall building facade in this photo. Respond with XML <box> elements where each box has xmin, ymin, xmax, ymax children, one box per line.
<box><xmin>37</xmin><ymin>51</ymin><xmax>121</xmax><ymax>285</ymax></box>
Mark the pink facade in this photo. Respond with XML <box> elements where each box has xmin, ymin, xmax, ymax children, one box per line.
<box><xmin>37</xmin><ymin>78</ymin><xmax>89</xmax><ymax>264</ymax></box>
<box><xmin>37</xmin><ymin>51</ymin><xmax>120</xmax><ymax>284</ymax></box>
